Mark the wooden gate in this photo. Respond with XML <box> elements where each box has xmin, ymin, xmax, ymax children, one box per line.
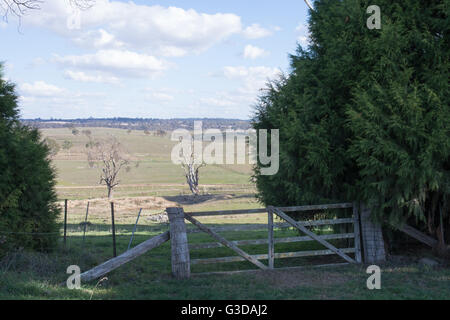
<box><xmin>168</xmin><ymin>203</ymin><xmax>362</xmax><ymax>278</ymax></box>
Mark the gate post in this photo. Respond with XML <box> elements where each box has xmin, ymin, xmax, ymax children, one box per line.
<box><xmin>359</xmin><ymin>203</ymin><xmax>386</xmax><ymax>263</ymax></box>
<box><xmin>352</xmin><ymin>203</ymin><xmax>362</xmax><ymax>263</ymax></box>
<box><xmin>267</xmin><ymin>206</ymin><xmax>275</xmax><ymax>269</ymax></box>
<box><xmin>167</xmin><ymin>207</ymin><xmax>191</xmax><ymax>279</ymax></box>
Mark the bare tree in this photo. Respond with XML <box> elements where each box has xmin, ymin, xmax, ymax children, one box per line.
<box><xmin>62</xmin><ymin>140</ymin><xmax>73</xmax><ymax>157</ymax></box>
<box><xmin>1</xmin><ymin>0</ymin><xmax>95</xmax><ymax>21</ymax></box>
<box><xmin>42</xmin><ymin>137</ymin><xmax>60</xmax><ymax>159</ymax></box>
<box><xmin>86</xmin><ymin>136</ymin><xmax>129</xmax><ymax>200</ymax></box>
<box><xmin>180</xmin><ymin>137</ymin><xmax>205</xmax><ymax>196</ymax></box>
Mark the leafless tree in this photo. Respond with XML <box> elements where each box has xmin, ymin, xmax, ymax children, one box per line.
<box><xmin>85</xmin><ymin>136</ymin><xmax>130</xmax><ymax>200</ymax></box>
<box><xmin>180</xmin><ymin>137</ymin><xmax>205</xmax><ymax>196</ymax></box>
<box><xmin>1</xmin><ymin>0</ymin><xmax>95</xmax><ymax>21</ymax></box>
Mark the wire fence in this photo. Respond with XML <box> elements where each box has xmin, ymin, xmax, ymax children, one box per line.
<box><xmin>0</xmin><ymin>200</ymin><xmax>171</xmax><ymax>276</ymax></box>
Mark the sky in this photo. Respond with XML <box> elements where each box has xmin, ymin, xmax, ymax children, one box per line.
<box><xmin>1</xmin><ymin>0</ymin><xmax>312</xmax><ymax>120</ymax></box>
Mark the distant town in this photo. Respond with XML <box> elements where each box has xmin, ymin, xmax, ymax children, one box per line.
<box><xmin>21</xmin><ymin>118</ymin><xmax>252</xmax><ymax>131</ymax></box>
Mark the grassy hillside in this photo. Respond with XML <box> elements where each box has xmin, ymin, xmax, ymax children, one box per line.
<box><xmin>41</xmin><ymin>127</ymin><xmax>254</xmax><ymax>195</ymax></box>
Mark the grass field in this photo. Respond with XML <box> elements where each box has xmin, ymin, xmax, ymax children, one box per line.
<box><xmin>1</xmin><ymin>228</ymin><xmax>449</xmax><ymax>300</ymax></box>
<box><xmin>1</xmin><ymin>127</ymin><xmax>449</xmax><ymax>300</ymax></box>
<box><xmin>42</xmin><ymin>127</ymin><xmax>253</xmax><ymax>188</ymax></box>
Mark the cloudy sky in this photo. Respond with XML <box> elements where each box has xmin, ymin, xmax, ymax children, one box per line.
<box><xmin>1</xmin><ymin>0</ymin><xmax>311</xmax><ymax>119</ymax></box>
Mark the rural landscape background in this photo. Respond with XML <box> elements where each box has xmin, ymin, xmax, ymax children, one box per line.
<box><xmin>1</xmin><ymin>0</ymin><xmax>449</xmax><ymax>301</ymax></box>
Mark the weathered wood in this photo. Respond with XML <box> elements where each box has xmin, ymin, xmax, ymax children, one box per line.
<box><xmin>110</xmin><ymin>202</ymin><xmax>117</xmax><ymax>258</ymax></box>
<box><xmin>192</xmin><ymin>262</ymin><xmax>350</xmax><ymax>276</ymax></box>
<box><xmin>80</xmin><ymin>231</ymin><xmax>170</xmax><ymax>282</ymax></box>
<box><xmin>183</xmin><ymin>212</ymin><xmax>268</xmax><ymax>270</ymax></box>
<box><xmin>398</xmin><ymin>224</ymin><xmax>438</xmax><ymax>248</ymax></box>
<box><xmin>189</xmin><ymin>233</ymin><xmax>355</xmax><ymax>250</ymax></box>
<box><xmin>268</xmin><ymin>207</ymin><xmax>274</xmax><ymax>269</ymax></box>
<box><xmin>273</xmin><ymin>208</ymin><xmax>356</xmax><ymax>263</ymax></box>
<box><xmin>186</xmin><ymin>218</ymin><xmax>354</xmax><ymax>234</ymax></box>
<box><xmin>353</xmin><ymin>203</ymin><xmax>362</xmax><ymax>263</ymax></box>
<box><xmin>276</xmin><ymin>218</ymin><xmax>354</xmax><ymax>228</ymax></box>
<box><xmin>191</xmin><ymin>248</ymin><xmax>356</xmax><ymax>265</ymax></box>
<box><xmin>167</xmin><ymin>207</ymin><xmax>191</xmax><ymax>279</ymax></box>
<box><xmin>359</xmin><ymin>204</ymin><xmax>386</xmax><ymax>263</ymax></box>
<box><xmin>186</xmin><ymin>203</ymin><xmax>353</xmax><ymax>217</ymax></box>
<box><xmin>82</xmin><ymin>201</ymin><xmax>90</xmax><ymax>244</ymax></box>
<box><xmin>279</xmin><ymin>203</ymin><xmax>353</xmax><ymax>212</ymax></box>
<box><xmin>187</xmin><ymin>208</ymin><xmax>266</xmax><ymax>216</ymax></box>
<box><xmin>63</xmin><ymin>199</ymin><xmax>68</xmax><ymax>247</ymax></box>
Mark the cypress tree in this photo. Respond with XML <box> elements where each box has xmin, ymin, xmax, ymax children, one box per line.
<box><xmin>253</xmin><ymin>0</ymin><xmax>449</xmax><ymax>251</ymax></box>
<box><xmin>0</xmin><ymin>63</ymin><xmax>60</xmax><ymax>256</ymax></box>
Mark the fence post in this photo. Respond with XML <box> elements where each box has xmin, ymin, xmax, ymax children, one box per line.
<box><xmin>82</xmin><ymin>201</ymin><xmax>90</xmax><ymax>245</ymax></box>
<box><xmin>268</xmin><ymin>206</ymin><xmax>275</xmax><ymax>269</ymax></box>
<box><xmin>353</xmin><ymin>202</ymin><xmax>362</xmax><ymax>263</ymax></box>
<box><xmin>64</xmin><ymin>199</ymin><xmax>68</xmax><ymax>248</ymax></box>
<box><xmin>111</xmin><ymin>202</ymin><xmax>117</xmax><ymax>258</ymax></box>
<box><xmin>360</xmin><ymin>203</ymin><xmax>386</xmax><ymax>263</ymax></box>
<box><xmin>167</xmin><ymin>207</ymin><xmax>190</xmax><ymax>279</ymax></box>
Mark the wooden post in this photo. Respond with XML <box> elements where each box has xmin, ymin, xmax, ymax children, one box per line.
<box><xmin>360</xmin><ymin>203</ymin><xmax>386</xmax><ymax>263</ymax></box>
<box><xmin>64</xmin><ymin>199</ymin><xmax>68</xmax><ymax>247</ymax></box>
<box><xmin>127</xmin><ymin>208</ymin><xmax>142</xmax><ymax>251</ymax></box>
<box><xmin>167</xmin><ymin>207</ymin><xmax>190</xmax><ymax>279</ymax></box>
<box><xmin>82</xmin><ymin>201</ymin><xmax>90</xmax><ymax>244</ymax></box>
<box><xmin>353</xmin><ymin>203</ymin><xmax>362</xmax><ymax>263</ymax></box>
<box><xmin>268</xmin><ymin>206</ymin><xmax>275</xmax><ymax>269</ymax></box>
<box><xmin>111</xmin><ymin>202</ymin><xmax>117</xmax><ymax>258</ymax></box>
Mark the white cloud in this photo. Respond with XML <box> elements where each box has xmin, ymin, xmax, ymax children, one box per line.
<box><xmin>28</xmin><ymin>57</ymin><xmax>46</xmax><ymax>68</ymax></box>
<box><xmin>242</xmin><ymin>24</ymin><xmax>273</xmax><ymax>39</ymax></box>
<box><xmin>199</xmin><ymin>97</ymin><xmax>237</xmax><ymax>108</ymax></box>
<box><xmin>194</xmin><ymin>90</ymin><xmax>258</xmax><ymax>119</ymax></box>
<box><xmin>19</xmin><ymin>81</ymin><xmax>107</xmax><ymax>118</ymax></box>
<box><xmin>223</xmin><ymin>66</ymin><xmax>280</xmax><ymax>94</ymax></box>
<box><xmin>296</xmin><ymin>23</ymin><xmax>311</xmax><ymax>47</ymax></box>
<box><xmin>149</xmin><ymin>92</ymin><xmax>175</xmax><ymax>102</ymax></box>
<box><xmin>73</xmin><ymin>29</ymin><xmax>124</xmax><ymax>49</ymax></box>
<box><xmin>200</xmin><ymin>66</ymin><xmax>281</xmax><ymax>117</ymax></box>
<box><xmin>24</xmin><ymin>1</ymin><xmax>243</xmax><ymax>57</ymax></box>
<box><xmin>243</xmin><ymin>45</ymin><xmax>269</xmax><ymax>59</ymax></box>
<box><xmin>20</xmin><ymin>81</ymin><xmax>66</xmax><ymax>97</ymax></box>
<box><xmin>64</xmin><ymin>70</ymin><xmax>119</xmax><ymax>84</ymax></box>
<box><xmin>54</xmin><ymin>49</ymin><xmax>169</xmax><ymax>78</ymax></box>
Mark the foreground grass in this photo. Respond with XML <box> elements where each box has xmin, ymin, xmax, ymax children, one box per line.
<box><xmin>2</xmin><ymin>256</ymin><xmax>449</xmax><ymax>300</ymax></box>
<box><xmin>1</xmin><ymin>222</ymin><xmax>449</xmax><ymax>300</ymax></box>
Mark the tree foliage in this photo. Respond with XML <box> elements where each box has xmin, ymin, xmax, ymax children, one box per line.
<box><xmin>0</xmin><ymin>63</ymin><xmax>60</xmax><ymax>256</ymax></box>
<box><xmin>252</xmin><ymin>0</ymin><xmax>449</xmax><ymax>247</ymax></box>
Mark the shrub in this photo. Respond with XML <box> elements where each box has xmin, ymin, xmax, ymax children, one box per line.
<box><xmin>0</xmin><ymin>64</ymin><xmax>60</xmax><ymax>257</ymax></box>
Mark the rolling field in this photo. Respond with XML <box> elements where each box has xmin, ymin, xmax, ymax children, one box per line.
<box><xmin>41</xmin><ymin>127</ymin><xmax>253</xmax><ymax>188</ymax></box>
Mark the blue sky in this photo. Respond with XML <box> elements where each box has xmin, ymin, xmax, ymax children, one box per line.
<box><xmin>1</xmin><ymin>0</ymin><xmax>311</xmax><ymax>119</ymax></box>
